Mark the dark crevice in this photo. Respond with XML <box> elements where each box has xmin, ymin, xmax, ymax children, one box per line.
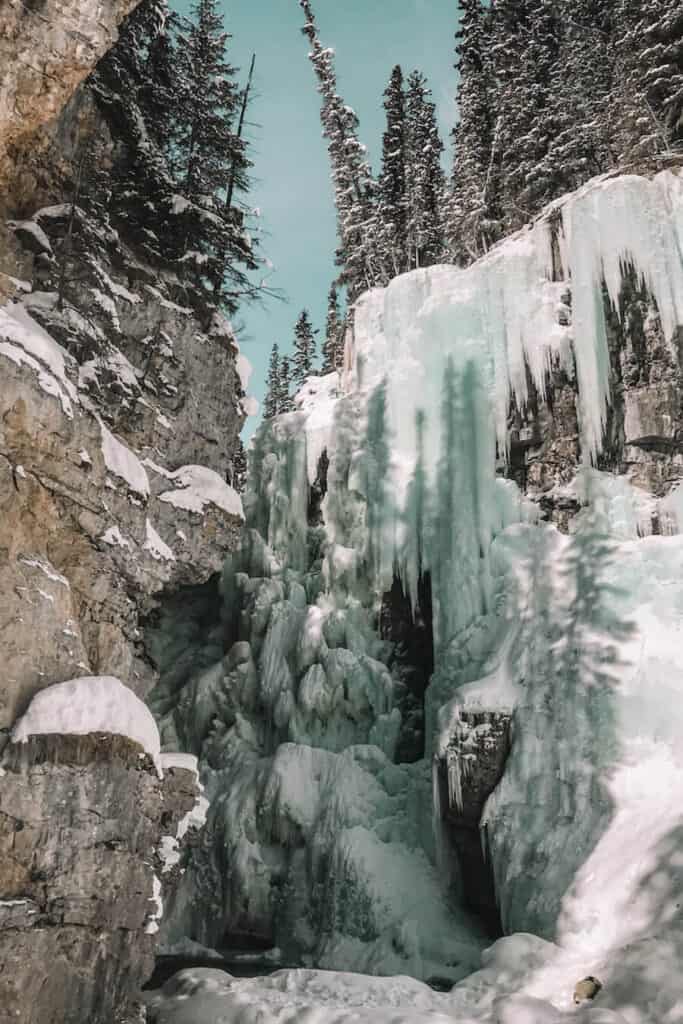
<box><xmin>142</xmin><ymin>574</ymin><xmax>225</xmax><ymax>717</ymax></box>
<box><xmin>307</xmin><ymin>449</ymin><xmax>329</xmax><ymax>527</ymax></box>
<box><xmin>380</xmin><ymin>570</ymin><xmax>434</xmax><ymax>763</ymax></box>
<box><xmin>434</xmin><ymin>713</ymin><xmax>511</xmax><ymax>940</ymax></box>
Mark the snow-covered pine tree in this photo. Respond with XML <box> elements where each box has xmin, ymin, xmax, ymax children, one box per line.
<box><xmin>448</xmin><ymin>0</ymin><xmax>498</xmax><ymax>262</ymax></box>
<box><xmin>278</xmin><ymin>355</ymin><xmax>294</xmax><ymax>413</ymax></box>
<box><xmin>292</xmin><ymin>309</ymin><xmax>317</xmax><ymax>389</ymax></box>
<box><xmin>508</xmin><ymin>0</ymin><xmax>564</xmax><ymax>219</ymax></box>
<box><xmin>540</xmin><ymin>1</ymin><xmax>615</xmax><ymax>197</ymax></box>
<box><xmin>263</xmin><ymin>343</ymin><xmax>281</xmax><ymax>419</ymax></box>
<box><xmin>322</xmin><ymin>283</ymin><xmax>344</xmax><ymax>373</ymax></box>
<box><xmin>613</xmin><ymin>0</ymin><xmax>683</xmax><ymax>162</ymax></box>
<box><xmin>299</xmin><ymin>0</ymin><xmax>379</xmax><ymax>300</ymax></box>
<box><xmin>91</xmin><ymin>0</ymin><xmax>176</xmax><ymax>254</ymax></box>
<box><xmin>487</xmin><ymin>0</ymin><xmax>562</xmax><ymax>235</ymax></box>
<box><xmin>405</xmin><ymin>71</ymin><xmax>447</xmax><ymax>269</ymax></box>
<box><xmin>171</xmin><ymin>0</ymin><xmax>257</xmax><ymax>312</ymax></box>
<box><xmin>377</xmin><ymin>65</ymin><xmax>408</xmax><ymax>281</ymax></box>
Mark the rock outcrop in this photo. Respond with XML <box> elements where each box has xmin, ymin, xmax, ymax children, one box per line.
<box><xmin>0</xmin><ymin>732</ymin><xmax>200</xmax><ymax>1024</ymax></box>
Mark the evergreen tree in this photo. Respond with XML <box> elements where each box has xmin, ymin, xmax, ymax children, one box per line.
<box><xmin>541</xmin><ymin>1</ymin><xmax>615</xmax><ymax>196</ymax></box>
<box><xmin>299</xmin><ymin>0</ymin><xmax>379</xmax><ymax>299</ymax></box>
<box><xmin>377</xmin><ymin>65</ymin><xmax>409</xmax><ymax>280</ymax></box>
<box><xmin>263</xmin><ymin>343</ymin><xmax>281</xmax><ymax>419</ymax></box>
<box><xmin>278</xmin><ymin>355</ymin><xmax>294</xmax><ymax>412</ymax></box>
<box><xmin>93</xmin><ymin>0</ymin><xmax>262</xmax><ymax>317</ymax></box>
<box><xmin>292</xmin><ymin>309</ymin><xmax>317</xmax><ymax>388</ymax></box>
<box><xmin>485</xmin><ymin>0</ymin><xmax>562</xmax><ymax>234</ymax></box>
<box><xmin>613</xmin><ymin>0</ymin><xmax>683</xmax><ymax>161</ymax></box>
<box><xmin>231</xmin><ymin>437</ymin><xmax>248</xmax><ymax>493</ymax></box>
<box><xmin>170</xmin><ymin>0</ymin><xmax>257</xmax><ymax>310</ymax></box>
<box><xmin>405</xmin><ymin>71</ymin><xmax>446</xmax><ymax>268</ymax></box>
<box><xmin>92</xmin><ymin>0</ymin><xmax>176</xmax><ymax>252</ymax></box>
<box><xmin>449</xmin><ymin>0</ymin><xmax>497</xmax><ymax>261</ymax></box>
<box><xmin>322</xmin><ymin>283</ymin><xmax>344</xmax><ymax>373</ymax></box>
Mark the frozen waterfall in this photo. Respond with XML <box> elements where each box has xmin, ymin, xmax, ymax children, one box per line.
<box><xmin>147</xmin><ymin>168</ymin><xmax>683</xmax><ymax>1024</ymax></box>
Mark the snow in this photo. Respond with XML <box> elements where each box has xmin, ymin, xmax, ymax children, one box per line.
<box><xmin>242</xmin><ymin>395</ymin><xmax>260</xmax><ymax>417</ymax></box>
<box><xmin>101</xmin><ymin>525</ymin><xmax>131</xmax><ymax>549</ymax></box>
<box><xmin>144</xmin><ymin>519</ymin><xmax>175</xmax><ymax>562</ymax></box>
<box><xmin>144</xmin><ymin>961</ymin><xmax>633</xmax><ymax>1023</ymax></box>
<box><xmin>158</xmin><ymin>938</ymin><xmax>223</xmax><ymax>960</ymax></box>
<box><xmin>12</xmin><ymin>676</ymin><xmax>162</xmax><ymax>776</ymax></box>
<box><xmin>236</xmin><ymin>350</ymin><xmax>253</xmax><ymax>390</ymax></box>
<box><xmin>0</xmin><ymin>302</ymin><xmax>78</xmax><ymax>416</ymax></box>
<box><xmin>19</xmin><ymin>557</ymin><xmax>69</xmax><ymax>588</ymax></box>
<box><xmin>8</xmin><ymin>218</ymin><xmax>53</xmax><ymax>253</ymax></box>
<box><xmin>159</xmin><ymin>464</ymin><xmax>244</xmax><ymax>519</ymax></box>
<box><xmin>146</xmin><ymin>873</ymin><xmax>164</xmax><ymax>934</ymax></box>
<box><xmin>34</xmin><ymin>203</ymin><xmax>77</xmax><ymax>220</ymax></box>
<box><xmin>161</xmin><ymin>752</ymin><xmax>200</xmax><ymax>775</ymax></box>
<box><xmin>110</xmin><ymin>280</ymin><xmax>142</xmax><ymax>304</ymax></box>
<box><xmin>99</xmin><ymin>420</ymin><xmax>150</xmax><ymax>497</ymax></box>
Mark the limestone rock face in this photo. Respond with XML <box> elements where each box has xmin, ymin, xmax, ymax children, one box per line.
<box><xmin>0</xmin><ymin>326</ymin><xmax>243</xmax><ymax>729</ymax></box>
<box><xmin>0</xmin><ymin>733</ymin><xmax>188</xmax><ymax>1024</ymax></box>
<box><xmin>0</xmin><ymin>1</ymin><xmax>246</xmax><ymax>1013</ymax></box>
<box><xmin>0</xmin><ymin>0</ymin><xmax>140</xmax><ymax>195</ymax></box>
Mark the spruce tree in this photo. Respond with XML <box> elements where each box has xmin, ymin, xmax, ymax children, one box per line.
<box><xmin>278</xmin><ymin>355</ymin><xmax>294</xmax><ymax>412</ymax></box>
<box><xmin>541</xmin><ymin>1</ymin><xmax>614</xmax><ymax>197</ymax></box>
<box><xmin>292</xmin><ymin>309</ymin><xmax>317</xmax><ymax>388</ymax></box>
<box><xmin>231</xmin><ymin>437</ymin><xmax>248</xmax><ymax>493</ymax></box>
<box><xmin>171</xmin><ymin>0</ymin><xmax>257</xmax><ymax>310</ymax></box>
<box><xmin>448</xmin><ymin>0</ymin><xmax>498</xmax><ymax>261</ymax></box>
<box><xmin>613</xmin><ymin>0</ymin><xmax>683</xmax><ymax>161</ymax></box>
<box><xmin>486</xmin><ymin>0</ymin><xmax>561</xmax><ymax>234</ymax></box>
<box><xmin>299</xmin><ymin>0</ymin><xmax>379</xmax><ymax>300</ymax></box>
<box><xmin>405</xmin><ymin>71</ymin><xmax>446</xmax><ymax>268</ymax></box>
<box><xmin>377</xmin><ymin>65</ymin><xmax>409</xmax><ymax>280</ymax></box>
<box><xmin>264</xmin><ymin>343</ymin><xmax>281</xmax><ymax>419</ymax></box>
<box><xmin>322</xmin><ymin>283</ymin><xmax>344</xmax><ymax>373</ymax></box>
<box><xmin>91</xmin><ymin>0</ymin><xmax>176</xmax><ymax>253</ymax></box>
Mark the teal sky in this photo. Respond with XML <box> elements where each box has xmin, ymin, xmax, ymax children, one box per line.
<box><xmin>172</xmin><ymin>0</ymin><xmax>461</xmax><ymax>437</ymax></box>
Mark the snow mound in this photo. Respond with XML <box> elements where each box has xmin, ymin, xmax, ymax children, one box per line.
<box><xmin>12</xmin><ymin>675</ymin><xmax>162</xmax><ymax>776</ymax></box>
<box><xmin>159</xmin><ymin>464</ymin><xmax>244</xmax><ymax>519</ymax></box>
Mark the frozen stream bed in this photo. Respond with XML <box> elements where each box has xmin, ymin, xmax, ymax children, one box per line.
<box><xmin>143</xmin><ymin>931</ymin><xmax>659</xmax><ymax>1023</ymax></box>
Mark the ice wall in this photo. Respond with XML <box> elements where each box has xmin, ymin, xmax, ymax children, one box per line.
<box><xmin>152</xmin><ymin>168</ymin><xmax>683</xmax><ymax>1019</ymax></box>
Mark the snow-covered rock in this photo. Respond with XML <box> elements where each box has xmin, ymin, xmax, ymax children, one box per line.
<box><xmin>12</xmin><ymin>674</ymin><xmax>162</xmax><ymax>775</ymax></box>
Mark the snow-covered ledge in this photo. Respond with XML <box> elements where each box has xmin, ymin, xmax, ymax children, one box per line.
<box><xmin>11</xmin><ymin>675</ymin><xmax>163</xmax><ymax>776</ymax></box>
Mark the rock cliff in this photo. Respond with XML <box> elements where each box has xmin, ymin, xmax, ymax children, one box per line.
<box><xmin>0</xmin><ymin>2</ymin><xmax>249</xmax><ymax>1020</ymax></box>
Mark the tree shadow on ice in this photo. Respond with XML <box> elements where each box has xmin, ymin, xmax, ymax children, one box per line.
<box><xmin>490</xmin><ymin>471</ymin><xmax>636</xmax><ymax>940</ymax></box>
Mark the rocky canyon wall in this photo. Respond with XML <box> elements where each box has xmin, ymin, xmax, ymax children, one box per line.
<box><xmin>0</xmin><ymin>3</ymin><xmax>249</xmax><ymax>1020</ymax></box>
